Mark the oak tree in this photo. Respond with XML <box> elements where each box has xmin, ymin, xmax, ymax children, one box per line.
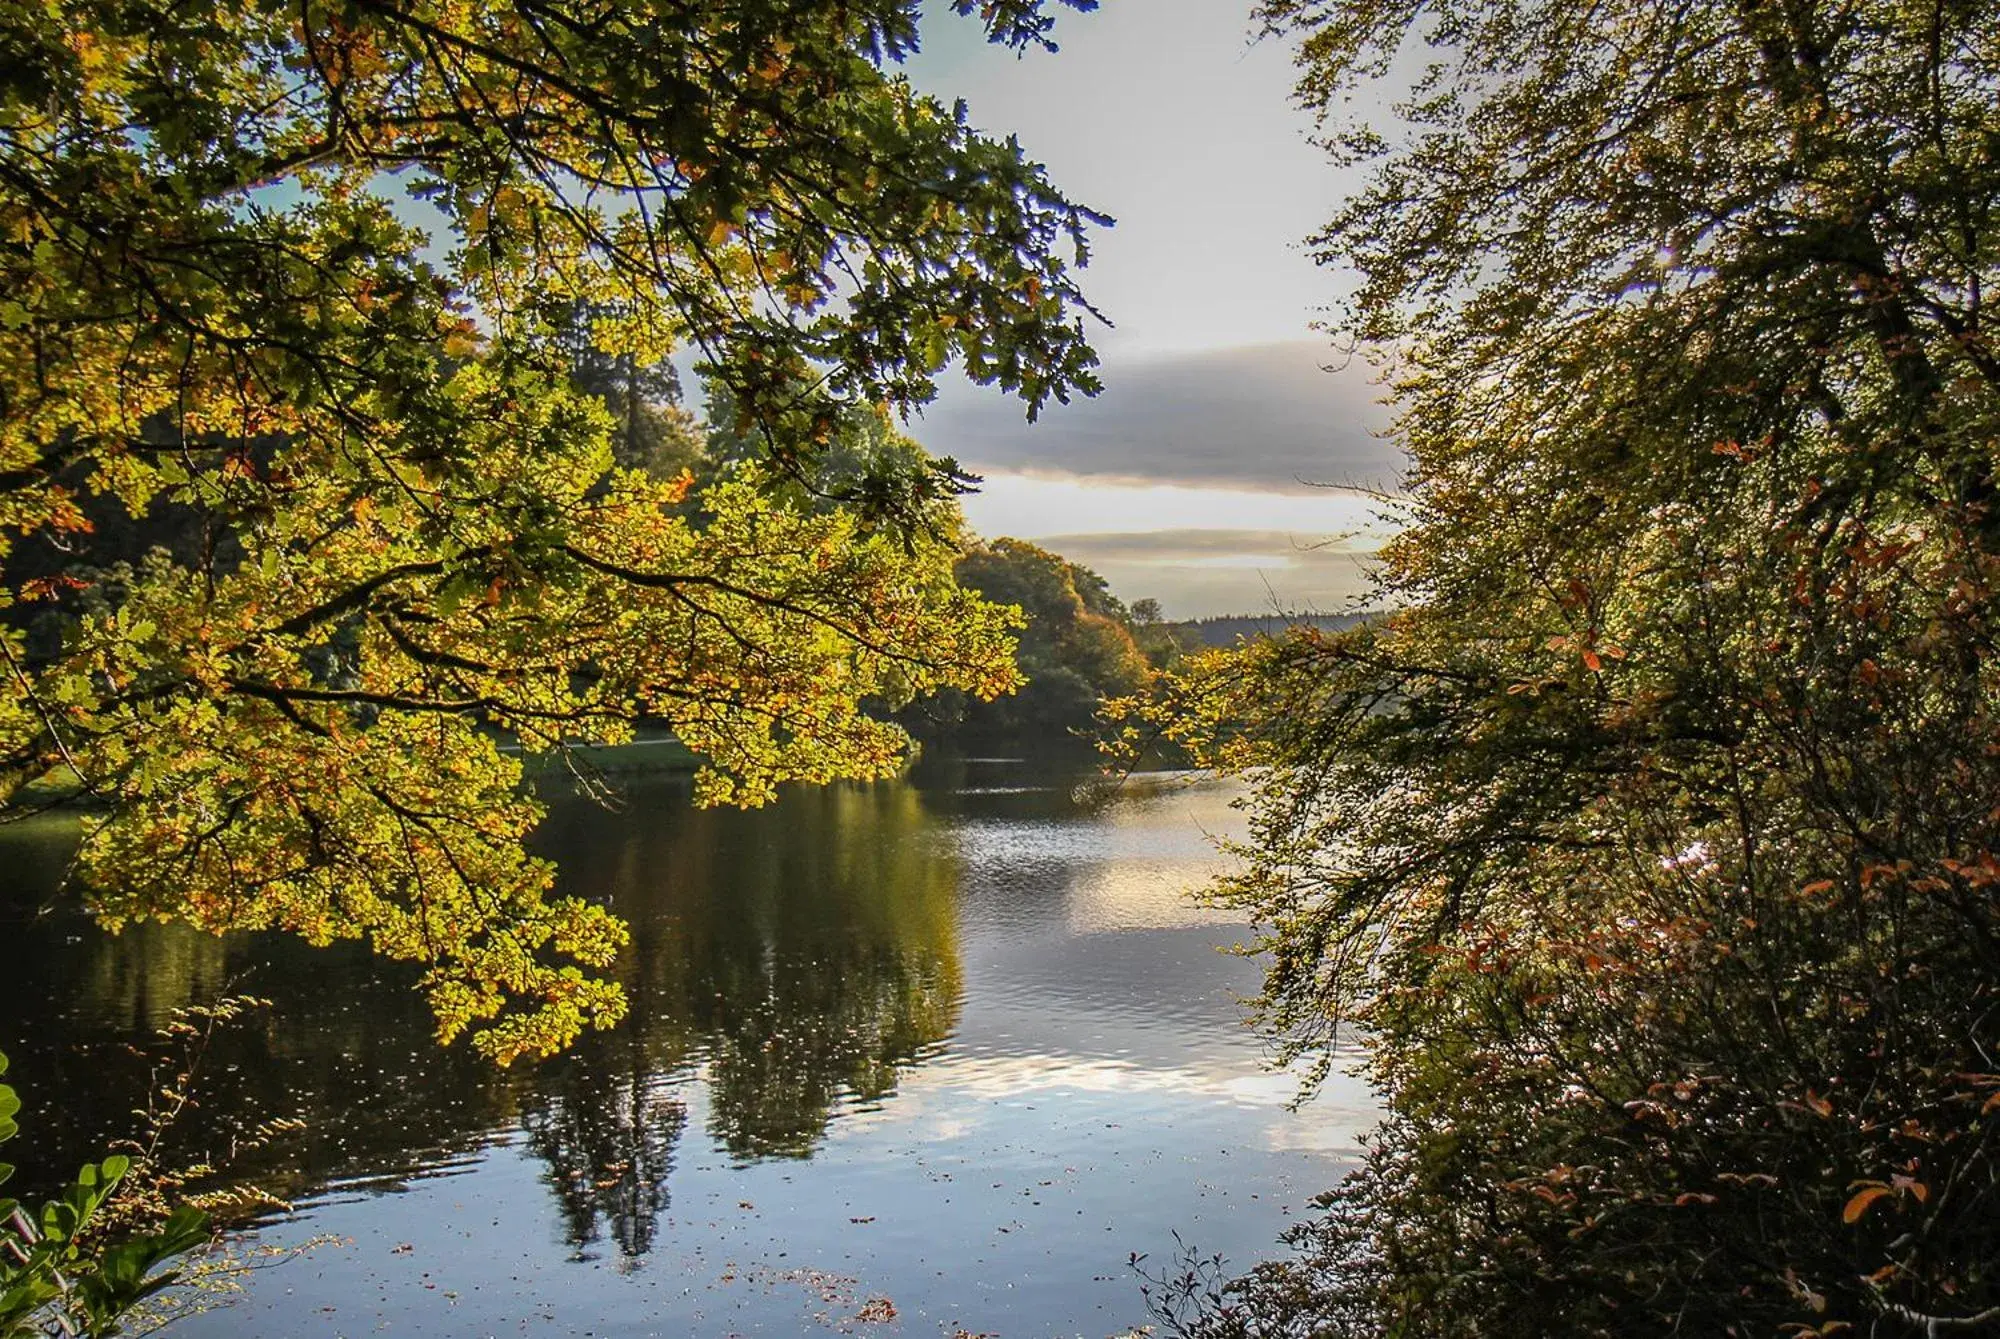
<box><xmin>0</xmin><ymin>0</ymin><xmax>1104</xmax><ymax>1062</ymax></box>
<box><xmin>1124</xmin><ymin>0</ymin><xmax>2000</xmax><ymax>1330</ymax></box>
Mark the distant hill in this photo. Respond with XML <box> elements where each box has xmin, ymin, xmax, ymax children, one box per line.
<box><xmin>1162</xmin><ymin>611</ymin><xmax>1371</xmax><ymax>649</ymax></box>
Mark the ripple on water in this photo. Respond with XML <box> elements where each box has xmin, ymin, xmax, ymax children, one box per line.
<box><xmin>0</xmin><ymin>761</ymin><xmax>1374</xmax><ymax>1338</ymax></box>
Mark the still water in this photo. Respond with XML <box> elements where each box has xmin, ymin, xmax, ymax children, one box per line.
<box><xmin>0</xmin><ymin>759</ymin><xmax>1373</xmax><ymax>1336</ymax></box>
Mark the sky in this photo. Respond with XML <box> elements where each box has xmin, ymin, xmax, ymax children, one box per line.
<box><xmin>897</xmin><ymin>1</ymin><xmax>1407</xmax><ymax>619</ymax></box>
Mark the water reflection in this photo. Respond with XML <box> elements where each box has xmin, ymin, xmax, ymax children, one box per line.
<box><xmin>520</xmin><ymin>1053</ymin><xmax>686</xmax><ymax>1262</ymax></box>
<box><xmin>0</xmin><ymin>894</ymin><xmax>522</xmax><ymax>1208</ymax></box>
<box><xmin>0</xmin><ymin>763</ymin><xmax>1363</xmax><ymax>1334</ymax></box>
<box><xmin>538</xmin><ymin>780</ymin><xmax>964</xmax><ymax>1165</ymax></box>
<box><xmin>0</xmin><ymin>775</ymin><xmax>969</xmax><ymax>1245</ymax></box>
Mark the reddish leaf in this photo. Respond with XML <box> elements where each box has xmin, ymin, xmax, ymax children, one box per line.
<box><xmin>1842</xmin><ymin>1186</ymin><xmax>1892</xmax><ymax>1224</ymax></box>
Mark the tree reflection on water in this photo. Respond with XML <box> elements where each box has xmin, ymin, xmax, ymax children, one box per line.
<box><xmin>0</xmin><ymin>775</ymin><xmax>966</xmax><ymax>1260</ymax></box>
<box><xmin>520</xmin><ymin>1050</ymin><xmax>687</xmax><ymax>1262</ymax></box>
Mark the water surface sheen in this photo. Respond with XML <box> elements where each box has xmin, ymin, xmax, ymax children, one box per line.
<box><xmin>0</xmin><ymin>759</ymin><xmax>1372</xmax><ymax>1336</ymax></box>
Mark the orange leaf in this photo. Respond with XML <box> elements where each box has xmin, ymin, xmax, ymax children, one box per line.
<box><xmin>1842</xmin><ymin>1186</ymin><xmax>1892</xmax><ymax>1224</ymax></box>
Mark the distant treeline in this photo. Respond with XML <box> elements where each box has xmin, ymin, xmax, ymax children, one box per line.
<box><xmin>1161</xmin><ymin>611</ymin><xmax>1368</xmax><ymax>649</ymax></box>
<box><xmin>897</xmin><ymin>538</ymin><xmax>1164</xmax><ymax>751</ymax></box>
<box><xmin>901</xmin><ymin>543</ymin><xmax>1373</xmax><ymax>752</ymax></box>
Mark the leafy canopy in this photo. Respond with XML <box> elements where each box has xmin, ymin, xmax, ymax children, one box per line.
<box><xmin>940</xmin><ymin>537</ymin><xmax>1151</xmax><ymax>740</ymax></box>
<box><xmin>1123</xmin><ymin>0</ymin><xmax>2000</xmax><ymax>1331</ymax></box>
<box><xmin>0</xmin><ymin>0</ymin><xmax>1104</xmax><ymax>1062</ymax></box>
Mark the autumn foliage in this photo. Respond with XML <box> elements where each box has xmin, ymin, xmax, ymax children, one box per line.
<box><xmin>0</xmin><ymin>0</ymin><xmax>1101</xmax><ymax>1061</ymax></box>
<box><xmin>1119</xmin><ymin>0</ymin><xmax>2000</xmax><ymax>1331</ymax></box>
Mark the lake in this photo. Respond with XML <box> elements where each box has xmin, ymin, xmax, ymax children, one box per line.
<box><xmin>0</xmin><ymin>757</ymin><xmax>1374</xmax><ymax>1336</ymax></box>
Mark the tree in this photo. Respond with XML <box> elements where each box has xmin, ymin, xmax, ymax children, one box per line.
<box><xmin>0</xmin><ymin>0</ymin><xmax>1106</xmax><ymax>1063</ymax></box>
<box><xmin>1125</xmin><ymin>0</ymin><xmax>2000</xmax><ymax>1331</ymax></box>
<box><xmin>557</xmin><ymin>303</ymin><xmax>705</xmax><ymax>479</ymax></box>
<box><xmin>917</xmin><ymin>538</ymin><xmax>1150</xmax><ymax>743</ymax></box>
<box><xmin>698</xmin><ymin>371</ymin><xmax>956</xmax><ymax>528</ymax></box>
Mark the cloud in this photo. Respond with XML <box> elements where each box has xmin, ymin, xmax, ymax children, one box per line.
<box><xmin>918</xmin><ymin>339</ymin><xmax>1405</xmax><ymax>494</ymax></box>
<box><xmin>1037</xmin><ymin>528</ymin><xmax>1373</xmax><ymax>561</ymax></box>
<box><xmin>959</xmin><ymin>473</ymin><xmax>1396</xmax><ymax>541</ymax></box>
<box><xmin>1030</xmin><ymin>527</ymin><xmax>1382</xmax><ymax>619</ymax></box>
<box><xmin>925</xmin><ymin>345</ymin><xmax>1409</xmax><ymax>618</ymax></box>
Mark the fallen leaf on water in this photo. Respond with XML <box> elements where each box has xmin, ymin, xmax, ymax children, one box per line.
<box><xmin>853</xmin><ymin>1297</ymin><xmax>897</xmax><ymax>1323</ymax></box>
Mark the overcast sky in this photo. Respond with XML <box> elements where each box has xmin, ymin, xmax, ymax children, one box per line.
<box><xmin>901</xmin><ymin>1</ymin><xmax>1405</xmax><ymax>618</ymax></box>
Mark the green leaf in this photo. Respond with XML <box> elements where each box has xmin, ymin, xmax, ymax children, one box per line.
<box><xmin>0</xmin><ymin>0</ymin><xmax>1094</xmax><ymax>1071</ymax></box>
